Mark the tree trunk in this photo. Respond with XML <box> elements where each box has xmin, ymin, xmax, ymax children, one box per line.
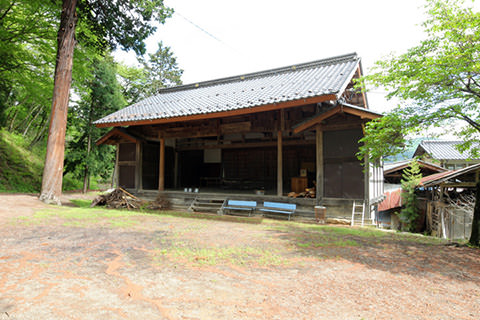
<box><xmin>28</xmin><ymin>112</ymin><xmax>48</xmax><ymax>148</ymax></box>
<box><xmin>469</xmin><ymin>181</ymin><xmax>480</xmax><ymax>246</ymax></box>
<box><xmin>39</xmin><ymin>0</ymin><xmax>78</xmax><ymax>205</ymax></box>
<box><xmin>22</xmin><ymin>105</ymin><xmax>42</xmax><ymax>137</ymax></box>
<box><xmin>7</xmin><ymin>109</ymin><xmax>18</xmax><ymax>132</ymax></box>
<box><xmin>82</xmin><ymin>132</ymin><xmax>91</xmax><ymax>194</ymax></box>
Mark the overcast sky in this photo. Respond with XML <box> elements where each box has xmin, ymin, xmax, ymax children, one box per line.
<box><xmin>116</xmin><ymin>0</ymin><xmax>439</xmax><ymax>112</ymax></box>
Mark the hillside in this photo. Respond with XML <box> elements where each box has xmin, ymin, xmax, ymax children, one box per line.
<box><xmin>0</xmin><ymin>130</ymin><xmax>45</xmax><ymax>192</ymax></box>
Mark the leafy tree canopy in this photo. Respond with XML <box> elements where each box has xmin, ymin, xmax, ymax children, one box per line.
<box><xmin>76</xmin><ymin>0</ymin><xmax>173</xmax><ymax>55</ymax></box>
<box><xmin>118</xmin><ymin>41</ymin><xmax>183</xmax><ymax>104</ymax></box>
<box><xmin>358</xmin><ymin>0</ymin><xmax>480</xmax><ymax>161</ymax></box>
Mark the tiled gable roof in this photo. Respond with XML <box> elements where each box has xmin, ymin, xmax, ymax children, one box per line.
<box><xmin>94</xmin><ymin>53</ymin><xmax>361</xmax><ymax>126</ymax></box>
<box><xmin>417</xmin><ymin>140</ymin><xmax>480</xmax><ymax>160</ymax></box>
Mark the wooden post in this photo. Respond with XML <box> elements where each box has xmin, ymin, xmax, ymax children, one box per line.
<box><xmin>277</xmin><ymin>130</ymin><xmax>283</xmax><ymax>196</ymax></box>
<box><xmin>159</xmin><ymin>137</ymin><xmax>165</xmax><ymax>191</ymax></box>
<box><xmin>364</xmin><ymin>149</ymin><xmax>370</xmax><ymax>221</ymax></box>
<box><xmin>277</xmin><ymin>110</ymin><xmax>285</xmax><ymax>197</ymax></box>
<box><xmin>315</xmin><ymin>125</ymin><xmax>323</xmax><ymax>204</ymax></box>
<box><xmin>174</xmin><ymin>149</ymin><xmax>179</xmax><ymax>189</ymax></box>
<box><xmin>135</xmin><ymin>142</ymin><xmax>142</xmax><ymax>192</ymax></box>
<box><xmin>112</xmin><ymin>143</ymin><xmax>120</xmax><ymax>188</ymax></box>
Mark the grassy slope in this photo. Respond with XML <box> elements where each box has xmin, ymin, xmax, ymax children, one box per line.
<box><xmin>0</xmin><ymin>130</ymin><xmax>44</xmax><ymax>192</ymax></box>
<box><xmin>0</xmin><ymin>130</ymin><xmax>101</xmax><ymax>193</ymax></box>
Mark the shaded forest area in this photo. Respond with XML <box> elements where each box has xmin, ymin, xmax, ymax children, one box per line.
<box><xmin>0</xmin><ymin>0</ymin><xmax>183</xmax><ymax>192</ymax></box>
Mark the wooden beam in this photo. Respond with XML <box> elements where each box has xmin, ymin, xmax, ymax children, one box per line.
<box><xmin>176</xmin><ymin>139</ymin><xmax>315</xmax><ymax>151</ymax></box>
<box><xmin>315</xmin><ymin>120</ymin><xmax>368</xmax><ymax>132</ymax></box>
<box><xmin>356</xmin><ymin>66</ymin><xmax>368</xmax><ymax>108</ymax></box>
<box><xmin>439</xmin><ymin>182</ymin><xmax>477</xmax><ymax>188</ymax></box>
<box><xmin>293</xmin><ymin>106</ymin><xmax>341</xmax><ymax>134</ymax></box>
<box><xmin>316</xmin><ymin>125</ymin><xmax>323</xmax><ymax>203</ymax></box>
<box><xmin>95</xmin><ymin>94</ymin><xmax>338</xmax><ymax>128</ymax></box>
<box><xmin>96</xmin><ymin>128</ymin><xmax>140</xmax><ymax>145</ymax></box>
<box><xmin>159</xmin><ymin>137</ymin><xmax>165</xmax><ymax>191</ymax></box>
<box><xmin>293</xmin><ymin>105</ymin><xmax>381</xmax><ymax>134</ymax></box>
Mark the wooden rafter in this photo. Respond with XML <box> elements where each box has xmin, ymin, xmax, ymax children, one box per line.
<box><xmin>293</xmin><ymin>104</ymin><xmax>381</xmax><ymax>134</ymax></box>
<box><xmin>96</xmin><ymin>128</ymin><xmax>141</xmax><ymax>146</ymax></box>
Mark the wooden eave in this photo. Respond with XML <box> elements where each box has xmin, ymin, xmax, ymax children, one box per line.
<box><xmin>94</xmin><ymin>94</ymin><xmax>338</xmax><ymax>129</ymax></box>
<box><xmin>292</xmin><ymin>104</ymin><xmax>381</xmax><ymax>134</ymax></box>
<box><xmin>96</xmin><ymin>128</ymin><xmax>142</xmax><ymax>146</ymax></box>
<box><xmin>384</xmin><ymin>161</ymin><xmax>447</xmax><ymax>175</ymax></box>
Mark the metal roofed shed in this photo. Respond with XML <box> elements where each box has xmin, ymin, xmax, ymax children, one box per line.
<box><xmin>419</xmin><ymin>163</ymin><xmax>480</xmax><ymax>240</ymax></box>
<box><xmin>95</xmin><ymin>52</ymin><xmax>384</xmax><ymax>223</ymax></box>
<box><xmin>414</xmin><ymin>140</ymin><xmax>480</xmax><ymax>170</ymax></box>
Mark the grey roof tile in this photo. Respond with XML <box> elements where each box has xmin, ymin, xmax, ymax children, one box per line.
<box><xmin>419</xmin><ymin>140</ymin><xmax>480</xmax><ymax>160</ymax></box>
<box><xmin>95</xmin><ymin>52</ymin><xmax>361</xmax><ymax>125</ymax></box>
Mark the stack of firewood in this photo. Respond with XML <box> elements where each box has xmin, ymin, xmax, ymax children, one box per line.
<box><xmin>288</xmin><ymin>187</ymin><xmax>316</xmax><ymax>198</ymax></box>
<box><xmin>91</xmin><ymin>188</ymin><xmax>143</xmax><ymax>210</ymax></box>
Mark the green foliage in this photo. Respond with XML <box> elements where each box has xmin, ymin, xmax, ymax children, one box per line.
<box><xmin>118</xmin><ymin>41</ymin><xmax>183</xmax><ymax>104</ymax></box>
<box><xmin>399</xmin><ymin>159</ymin><xmax>423</xmax><ymax>232</ymax></box>
<box><xmin>76</xmin><ymin>0</ymin><xmax>173</xmax><ymax>55</ymax></box>
<box><xmin>117</xmin><ymin>63</ymin><xmax>150</xmax><ymax>105</ymax></box>
<box><xmin>0</xmin><ymin>130</ymin><xmax>88</xmax><ymax>192</ymax></box>
<box><xmin>139</xmin><ymin>41</ymin><xmax>183</xmax><ymax>94</ymax></box>
<box><xmin>0</xmin><ymin>130</ymin><xmax>43</xmax><ymax>192</ymax></box>
<box><xmin>0</xmin><ymin>0</ymin><xmax>57</xmax><ymax>133</ymax></box>
<box><xmin>65</xmin><ymin>55</ymin><xmax>126</xmax><ymax>189</ymax></box>
<box><xmin>358</xmin><ymin>0</ymin><xmax>480</xmax><ymax>161</ymax></box>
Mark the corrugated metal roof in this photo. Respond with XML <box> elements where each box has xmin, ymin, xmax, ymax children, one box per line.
<box><xmin>418</xmin><ymin>140</ymin><xmax>480</xmax><ymax>160</ymax></box>
<box><xmin>420</xmin><ymin>162</ymin><xmax>480</xmax><ymax>187</ymax></box>
<box><xmin>94</xmin><ymin>53</ymin><xmax>361</xmax><ymax>126</ymax></box>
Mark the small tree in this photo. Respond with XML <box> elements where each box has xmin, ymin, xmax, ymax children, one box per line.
<box><xmin>357</xmin><ymin>0</ymin><xmax>480</xmax><ymax>245</ymax></box>
<box><xmin>400</xmin><ymin>159</ymin><xmax>423</xmax><ymax>232</ymax></box>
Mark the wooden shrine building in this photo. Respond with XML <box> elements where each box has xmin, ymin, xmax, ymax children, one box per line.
<box><xmin>95</xmin><ymin>53</ymin><xmax>384</xmax><ymax>215</ymax></box>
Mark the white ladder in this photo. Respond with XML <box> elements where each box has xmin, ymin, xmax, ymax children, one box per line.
<box><xmin>351</xmin><ymin>200</ymin><xmax>365</xmax><ymax>226</ymax></box>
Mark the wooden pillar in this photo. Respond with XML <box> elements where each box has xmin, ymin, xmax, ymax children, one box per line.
<box><xmin>364</xmin><ymin>149</ymin><xmax>370</xmax><ymax>220</ymax></box>
<box><xmin>135</xmin><ymin>142</ymin><xmax>142</xmax><ymax>192</ymax></box>
<box><xmin>277</xmin><ymin>110</ymin><xmax>285</xmax><ymax>197</ymax></box>
<box><xmin>174</xmin><ymin>149</ymin><xmax>179</xmax><ymax>189</ymax></box>
<box><xmin>277</xmin><ymin>130</ymin><xmax>283</xmax><ymax>196</ymax></box>
<box><xmin>112</xmin><ymin>143</ymin><xmax>120</xmax><ymax>188</ymax></box>
<box><xmin>159</xmin><ymin>137</ymin><xmax>165</xmax><ymax>191</ymax></box>
<box><xmin>315</xmin><ymin>124</ymin><xmax>323</xmax><ymax>204</ymax></box>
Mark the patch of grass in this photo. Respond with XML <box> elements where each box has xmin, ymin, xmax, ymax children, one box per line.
<box><xmin>154</xmin><ymin>245</ymin><xmax>288</xmax><ymax>267</ymax></box>
<box><xmin>297</xmin><ymin>239</ymin><xmax>359</xmax><ymax>248</ymax></box>
<box><xmin>0</xmin><ymin>130</ymin><xmax>43</xmax><ymax>193</ymax></box>
<box><xmin>142</xmin><ymin>209</ymin><xmax>263</xmax><ymax>224</ymax></box>
<box><xmin>69</xmin><ymin>199</ymin><xmax>93</xmax><ymax>208</ymax></box>
<box><xmin>0</xmin><ymin>130</ymin><xmax>89</xmax><ymax>193</ymax></box>
<box><xmin>264</xmin><ymin>220</ymin><xmax>446</xmax><ymax>249</ymax></box>
<box><xmin>13</xmin><ymin>206</ymin><xmax>147</xmax><ymax>228</ymax></box>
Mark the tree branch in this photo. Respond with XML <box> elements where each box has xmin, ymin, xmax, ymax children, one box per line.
<box><xmin>0</xmin><ymin>1</ymin><xmax>15</xmax><ymax>22</ymax></box>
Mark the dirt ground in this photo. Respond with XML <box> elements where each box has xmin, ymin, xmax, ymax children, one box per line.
<box><xmin>1</xmin><ymin>193</ymin><xmax>480</xmax><ymax>320</ymax></box>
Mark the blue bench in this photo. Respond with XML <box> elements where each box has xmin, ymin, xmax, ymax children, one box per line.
<box><xmin>260</xmin><ymin>201</ymin><xmax>296</xmax><ymax>220</ymax></box>
<box><xmin>223</xmin><ymin>200</ymin><xmax>257</xmax><ymax>217</ymax></box>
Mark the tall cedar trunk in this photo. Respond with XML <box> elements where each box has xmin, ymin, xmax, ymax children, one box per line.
<box><xmin>39</xmin><ymin>0</ymin><xmax>78</xmax><ymax>204</ymax></box>
<box><xmin>470</xmin><ymin>181</ymin><xmax>480</xmax><ymax>246</ymax></box>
